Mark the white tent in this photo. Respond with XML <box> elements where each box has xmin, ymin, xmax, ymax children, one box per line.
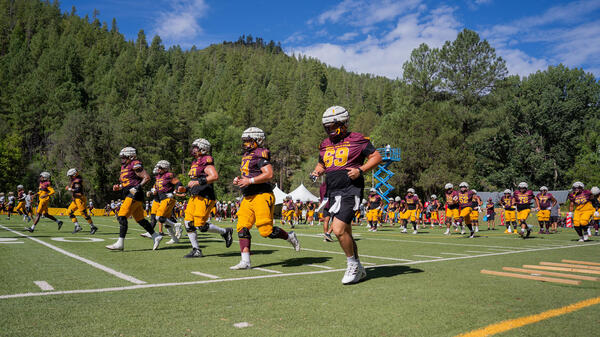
<box><xmin>272</xmin><ymin>184</ymin><xmax>288</xmax><ymax>205</ymax></box>
<box><xmin>289</xmin><ymin>183</ymin><xmax>319</xmax><ymax>203</ymax></box>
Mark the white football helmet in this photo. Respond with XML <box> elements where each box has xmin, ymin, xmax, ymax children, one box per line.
<box><xmin>591</xmin><ymin>186</ymin><xmax>600</xmax><ymax>195</ymax></box>
<box><xmin>503</xmin><ymin>189</ymin><xmax>512</xmax><ymax>194</ymax></box>
<box><xmin>242</xmin><ymin>127</ymin><xmax>265</xmax><ymax>146</ymax></box>
<box><xmin>156</xmin><ymin>160</ymin><xmax>170</xmax><ymax>171</ymax></box>
<box><xmin>370</xmin><ymin>188</ymin><xmax>376</xmax><ymax>193</ymax></box>
<box><xmin>572</xmin><ymin>181</ymin><xmax>584</xmax><ymax>188</ymax></box>
<box><xmin>518</xmin><ymin>182</ymin><xmax>528</xmax><ymax>189</ymax></box>
<box><xmin>444</xmin><ymin>183</ymin><xmax>453</xmax><ymax>189</ymax></box>
<box><xmin>40</xmin><ymin>172</ymin><xmax>51</xmax><ymax>179</ymax></box>
<box><xmin>472</xmin><ymin>190</ymin><xmax>477</xmax><ymax>194</ymax></box>
<box><xmin>361</xmin><ymin>198</ymin><xmax>367</xmax><ymax>205</ymax></box>
<box><xmin>17</xmin><ymin>185</ymin><xmax>23</xmax><ymax>190</ymax></box>
<box><xmin>322</xmin><ymin>106</ymin><xmax>349</xmax><ymax>127</ymax></box>
<box><xmin>431</xmin><ymin>194</ymin><xmax>437</xmax><ymax>200</ymax></box>
<box><xmin>407</xmin><ymin>188</ymin><xmax>415</xmax><ymax>193</ymax></box>
<box><xmin>540</xmin><ymin>186</ymin><xmax>548</xmax><ymax>192</ymax></box>
<box><xmin>459</xmin><ymin>182</ymin><xmax>469</xmax><ymax>188</ymax></box>
<box><xmin>152</xmin><ymin>166</ymin><xmax>159</xmax><ymax>175</ymax></box>
<box><xmin>119</xmin><ymin>147</ymin><xmax>137</xmax><ymax>158</ymax></box>
<box><xmin>192</xmin><ymin>138</ymin><xmax>211</xmax><ymax>154</ymax></box>
<box><xmin>67</xmin><ymin>168</ymin><xmax>78</xmax><ymax>177</ymax></box>
<box><xmin>395</xmin><ymin>196</ymin><xmax>401</xmax><ymax>202</ymax></box>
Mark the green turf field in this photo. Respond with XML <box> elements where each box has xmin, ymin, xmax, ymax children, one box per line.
<box><xmin>1</xmin><ymin>215</ymin><xmax>599</xmax><ymax>336</ymax></box>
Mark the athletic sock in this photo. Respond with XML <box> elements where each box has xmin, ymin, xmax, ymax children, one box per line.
<box><xmin>207</xmin><ymin>223</ymin><xmax>226</xmax><ymax>234</ymax></box>
<box><xmin>74</xmin><ymin>221</ymin><xmax>79</xmax><ymax>227</ymax></box>
<box><xmin>115</xmin><ymin>237</ymin><xmax>124</xmax><ymax>245</ymax></box>
<box><xmin>188</xmin><ymin>231</ymin><xmax>199</xmax><ymax>249</ymax></box>
<box><xmin>347</xmin><ymin>255</ymin><xmax>358</xmax><ymax>264</ymax></box>
<box><xmin>138</xmin><ymin>219</ymin><xmax>154</xmax><ymax>234</ymax></box>
<box><xmin>241</xmin><ymin>252</ymin><xmax>250</xmax><ymax>263</ymax></box>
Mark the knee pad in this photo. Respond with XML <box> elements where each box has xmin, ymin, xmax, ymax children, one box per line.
<box><xmin>158</xmin><ymin>216</ymin><xmax>167</xmax><ymax>223</ymax></box>
<box><xmin>84</xmin><ymin>215</ymin><xmax>91</xmax><ymax>221</ymax></box>
<box><xmin>238</xmin><ymin>227</ymin><xmax>251</xmax><ymax>239</ymax></box>
<box><xmin>185</xmin><ymin>221</ymin><xmax>195</xmax><ymax>232</ymax></box>
<box><xmin>117</xmin><ymin>216</ymin><xmax>128</xmax><ymax>226</ymax></box>
<box><xmin>268</xmin><ymin>226</ymin><xmax>282</xmax><ymax>239</ymax></box>
<box><xmin>198</xmin><ymin>223</ymin><xmax>209</xmax><ymax>232</ymax></box>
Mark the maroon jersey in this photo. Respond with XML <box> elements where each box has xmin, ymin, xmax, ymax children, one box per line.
<box><xmin>445</xmin><ymin>190</ymin><xmax>459</xmax><ymax>209</ymax></box>
<box><xmin>319</xmin><ymin>132</ymin><xmax>376</xmax><ymax>197</ymax></box>
<box><xmin>458</xmin><ymin>190</ymin><xmax>475</xmax><ymax>208</ymax></box>
<box><xmin>188</xmin><ymin>155</ymin><xmax>216</xmax><ymax>200</ymax></box>
<box><xmin>514</xmin><ymin>190</ymin><xmax>534</xmax><ymax>210</ymax></box>
<box><xmin>69</xmin><ymin>176</ymin><xmax>84</xmax><ymax>197</ymax></box>
<box><xmin>405</xmin><ymin>194</ymin><xmax>420</xmax><ymax>210</ymax></box>
<box><xmin>486</xmin><ymin>203</ymin><xmax>495</xmax><ymax>215</ymax></box>
<box><xmin>430</xmin><ymin>200</ymin><xmax>440</xmax><ymax>211</ymax></box>
<box><xmin>17</xmin><ymin>190</ymin><xmax>25</xmax><ymax>201</ymax></box>
<box><xmin>240</xmin><ymin>147</ymin><xmax>272</xmax><ymax>196</ymax></box>
<box><xmin>500</xmin><ymin>195</ymin><xmax>515</xmax><ymax>210</ymax></box>
<box><xmin>156</xmin><ymin>172</ymin><xmax>176</xmax><ymax>199</ymax></box>
<box><xmin>367</xmin><ymin>194</ymin><xmax>381</xmax><ymax>210</ymax></box>
<box><xmin>536</xmin><ymin>192</ymin><xmax>554</xmax><ymax>210</ymax></box>
<box><xmin>568</xmin><ymin>190</ymin><xmax>593</xmax><ymax>208</ymax></box>
<box><xmin>120</xmin><ymin>159</ymin><xmax>143</xmax><ymax>200</ymax></box>
<box><xmin>284</xmin><ymin>200</ymin><xmax>295</xmax><ymax>210</ymax></box>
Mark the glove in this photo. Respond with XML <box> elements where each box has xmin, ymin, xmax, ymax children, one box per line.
<box><xmin>129</xmin><ymin>187</ymin><xmax>138</xmax><ymax>195</ymax></box>
<box><xmin>151</xmin><ymin>188</ymin><xmax>156</xmax><ymax>194</ymax></box>
<box><xmin>594</xmin><ymin>211</ymin><xmax>600</xmax><ymax>217</ymax></box>
<box><xmin>166</xmin><ymin>193</ymin><xmax>174</xmax><ymax>199</ymax></box>
<box><xmin>309</xmin><ymin>174</ymin><xmax>318</xmax><ymax>183</ymax></box>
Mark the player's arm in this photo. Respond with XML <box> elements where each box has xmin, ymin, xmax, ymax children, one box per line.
<box><xmin>311</xmin><ymin>162</ymin><xmax>325</xmax><ymax>179</ymax></box>
<box><xmin>568</xmin><ymin>198</ymin><xmax>574</xmax><ymax>212</ymax></box>
<box><xmin>134</xmin><ymin>167</ymin><xmax>150</xmax><ymax>186</ymax></box>
<box><xmin>348</xmin><ymin>150</ymin><xmax>382</xmax><ymax>180</ymax></box>
<box><xmin>47</xmin><ymin>186</ymin><xmax>55</xmax><ymax>197</ymax></box>
<box><xmin>236</xmin><ymin>164</ymin><xmax>273</xmax><ymax>188</ymax></box>
<box><xmin>534</xmin><ymin>196</ymin><xmax>541</xmax><ymax>210</ymax></box>
<box><xmin>551</xmin><ymin>196</ymin><xmax>557</xmax><ymax>208</ymax></box>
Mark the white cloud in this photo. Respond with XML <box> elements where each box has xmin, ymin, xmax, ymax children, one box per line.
<box><xmin>154</xmin><ymin>0</ymin><xmax>207</xmax><ymax>43</ymax></box>
<box><xmin>337</xmin><ymin>32</ymin><xmax>359</xmax><ymax>41</ymax></box>
<box><xmin>312</xmin><ymin>0</ymin><xmax>422</xmax><ymax>27</ymax></box>
<box><xmin>497</xmin><ymin>48</ymin><xmax>548</xmax><ymax>76</ymax></box>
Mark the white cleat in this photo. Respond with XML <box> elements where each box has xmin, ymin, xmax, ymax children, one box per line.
<box><xmin>230</xmin><ymin>261</ymin><xmax>252</xmax><ymax>270</ymax></box>
<box><xmin>105</xmin><ymin>241</ymin><xmax>124</xmax><ymax>251</ymax></box>
<box><xmin>475</xmin><ymin>227</ymin><xmax>479</xmax><ymax>233</ymax></box>
<box><xmin>460</xmin><ymin>229</ymin><xmax>465</xmax><ymax>235</ymax></box>
<box><xmin>166</xmin><ymin>238</ymin><xmax>178</xmax><ymax>244</ymax></box>
<box><xmin>578</xmin><ymin>238</ymin><xmax>585</xmax><ymax>242</ymax></box>
<box><xmin>287</xmin><ymin>231</ymin><xmax>301</xmax><ymax>251</ymax></box>
<box><xmin>140</xmin><ymin>232</ymin><xmax>152</xmax><ymax>238</ymax></box>
<box><xmin>583</xmin><ymin>235</ymin><xmax>589</xmax><ymax>242</ymax></box>
<box><xmin>444</xmin><ymin>229</ymin><xmax>450</xmax><ymax>235</ymax></box>
<box><xmin>152</xmin><ymin>233</ymin><xmax>163</xmax><ymax>250</ymax></box>
<box><xmin>342</xmin><ymin>262</ymin><xmax>367</xmax><ymax>285</ymax></box>
<box><xmin>174</xmin><ymin>223</ymin><xmax>182</xmax><ymax>239</ymax></box>
<box><xmin>412</xmin><ymin>230</ymin><xmax>418</xmax><ymax>234</ymax></box>
<box><xmin>401</xmin><ymin>228</ymin><xmax>407</xmax><ymax>233</ymax></box>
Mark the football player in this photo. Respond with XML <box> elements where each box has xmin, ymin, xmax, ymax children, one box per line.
<box><xmin>366</xmin><ymin>189</ymin><xmax>381</xmax><ymax>231</ymax></box>
<box><xmin>500</xmin><ymin>189</ymin><xmax>517</xmax><ymax>233</ymax></box>
<box><xmin>311</xmin><ymin>106</ymin><xmax>382</xmax><ymax>285</ymax></box>
<box><xmin>567</xmin><ymin>182</ymin><xmax>595</xmax><ymax>242</ymax></box>
<box><xmin>183</xmin><ymin>138</ymin><xmax>233</xmax><ymax>258</ymax></box>
<box><xmin>403</xmin><ymin>188</ymin><xmax>422</xmax><ymax>234</ymax></box>
<box><xmin>5</xmin><ymin>191</ymin><xmax>15</xmax><ymax>220</ymax></box>
<box><xmin>25</xmin><ymin>191</ymin><xmax>35</xmax><ymax>220</ymax></box>
<box><xmin>429</xmin><ymin>195</ymin><xmax>440</xmax><ymax>228</ymax></box>
<box><xmin>14</xmin><ymin>185</ymin><xmax>31</xmax><ymax>222</ymax></box>
<box><xmin>470</xmin><ymin>190</ymin><xmax>482</xmax><ymax>233</ymax></box>
<box><xmin>306</xmin><ymin>201</ymin><xmax>316</xmax><ymax>226</ymax></box>
<box><xmin>514</xmin><ymin>182</ymin><xmax>534</xmax><ymax>238</ymax></box>
<box><xmin>25</xmin><ymin>172</ymin><xmax>63</xmax><ymax>232</ymax></box>
<box><xmin>87</xmin><ymin>199</ymin><xmax>94</xmax><ymax>217</ymax></box>
<box><xmin>106</xmin><ymin>147</ymin><xmax>162</xmax><ymax>250</ymax></box>
<box><xmin>151</xmin><ymin>160</ymin><xmax>185</xmax><ymax>245</ymax></box>
<box><xmin>141</xmin><ymin>166</ymin><xmax>161</xmax><ymax>238</ymax></box>
<box><xmin>0</xmin><ymin>192</ymin><xmax>5</xmax><ymax>215</ymax></box>
<box><xmin>485</xmin><ymin>198</ymin><xmax>496</xmax><ymax>230</ymax></box>
<box><xmin>457</xmin><ymin>182</ymin><xmax>475</xmax><ymax>238</ymax></box>
<box><xmin>283</xmin><ymin>195</ymin><xmax>296</xmax><ymax>227</ymax></box>
<box><xmin>535</xmin><ymin>186</ymin><xmax>557</xmax><ymax>234</ymax></box>
<box><xmin>591</xmin><ymin>186</ymin><xmax>600</xmax><ymax>236</ymax></box>
<box><xmin>231</xmin><ymin>127</ymin><xmax>300</xmax><ymax>270</ymax></box>
<box><xmin>444</xmin><ymin>183</ymin><xmax>459</xmax><ymax>235</ymax></box>
<box><xmin>66</xmin><ymin>168</ymin><xmax>98</xmax><ymax>234</ymax></box>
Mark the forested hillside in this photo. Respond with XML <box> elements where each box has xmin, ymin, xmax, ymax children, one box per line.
<box><xmin>1</xmin><ymin>0</ymin><xmax>599</xmax><ymax>205</ymax></box>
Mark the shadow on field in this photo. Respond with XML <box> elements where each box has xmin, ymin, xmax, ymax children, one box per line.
<box><xmin>254</xmin><ymin>256</ymin><xmax>332</xmax><ymax>268</ymax></box>
<box><xmin>364</xmin><ymin>265</ymin><xmax>423</xmax><ymax>280</ymax></box>
<box><xmin>207</xmin><ymin>249</ymin><xmax>277</xmax><ymax>258</ymax></box>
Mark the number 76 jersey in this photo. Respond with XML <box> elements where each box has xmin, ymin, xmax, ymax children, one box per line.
<box><xmin>319</xmin><ymin>132</ymin><xmax>376</xmax><ymax>196</ymax></box>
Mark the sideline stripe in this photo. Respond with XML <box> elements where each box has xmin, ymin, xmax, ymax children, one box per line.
<box><xmin>33</xmin><ymin>281</ymin><xmax>54</xmax><ymax>291</ymax></box>
<box><xmin>1</xmin><ymin>239</ymin><xmax>598</xmax><ymax>300</ymax></box>
<box><xmin>0</xmin><ymin>225</ymin><xmax>146</xmax><ymax>285</ymax></box>
<box><xmin>457</xmin><ymin>296</ymin><xmax>600</xmax><ymax>337</ymax></box>
<box><xmin>308</xmin><ymin>264</ymin><xmax>333</xmax><ymax>270</ymax></box>
<box><xmin>191</xmin><ymin>272</ymin><xmax>220</xmax><ymax>279</ymax></box>
<box><xmin>253</xmin><ymin>267</ymin><xmax>282</xmax><ymax>274</ymax></box>
<box><xmin>413</xmin><ymin>255</ymin><xmax>442</xmax><ymax>259</ymax></box>
<box><xmin>440</xmin><ymin>253</ymin><xmax>469</xmax><ymax>256</ymax></box>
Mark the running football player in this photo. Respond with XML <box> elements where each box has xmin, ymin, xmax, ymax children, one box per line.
<box><xmin>444</xmin><ymin>183</ymin><xmax>459</xmax><ymax>235</ymax></box>
<box><xmin>311</xmin><ymin>106</ymin><xmax>382</xmax><ymax>284</ymax></box>
<box><xmin>514</xmin><ymin>182</ymin><xmax>534</xmax><ymax>238</ymax></box>
<box><xmin>456</xmin><ymin>182</ymin><xmax>475</xmax><ymax>238</ymax></box>
<box><xmin>470</xmin><ymin>190</ymin><xmax>482</xmax><ymax>233</ymax></box>
<box><xmin>182</xmin><ymin>138</ymin><xmax>233</xmax><ymax>258</ymax></box>
<box><xmin>567</xmin><ymin>182</ymin><xmax>595</xmax><ymax>242</ymax></box>
<box><xmin>66</xmin><ymin>168</ymin><xmax>97</xmax><ymax>234</ymax></box>
<box><xmin>429</xmin><ymin>195</ymin><xmax>440</xmax><ymax>228</ymax></box>
<box><xmin>403</xmin><ymin>188</ymin><xmax>422</xmax><ymax>234</ymax></box>
<box><xmin>231</xmin><ymin>127</ymin><xmax>300</xmax><ymax>269</ymax></box>
<box><xmin>153</xmin><ymin>160</ymin><xmax>185</xmax><ymax>244</ymax></box>
<box><xmin>500</xmin><ymin>189</ymin><xmax>517</xmax><ymax>233</ymax></box>
<box><xmin>106</xmin><ymin>147</ymin><xmax>162</xmax><ymax>250</ymax></box>
<box><xmin>5</xmin><ymin>191</ymin><xmax>15</xmax><ymax>220</ymax></box>
<box><xmin>14</xmin><ymin>185</ymin><xmax>31</xmax><ymax>222</ymax></box>
<box><xmin>25</xmin><ymin>172</ymin><xmax>63</xmax><ymax>232</ymax></box>
<box><xmin>366</xmin><ymin>189</ymin><xmax>381</xmax><ymax>231</ymax></box>
<box><xmin>535</xmin><ymin>186</ymin><xmax>557</xmax><ymax>234</ymax></box>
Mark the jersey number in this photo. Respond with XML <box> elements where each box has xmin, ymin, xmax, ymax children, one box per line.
<box><xmin>120</xmin><ymin>171</ymin><xmax>130</xmax><ymax>187</ymax></box>
<box><xmin>240</xmin><ymin>160</ymin><xmax>250</xmax><ymax>176</ymax></box>
<box><xmin>323</xmin><ymin>147</ymin><xmax>349</xmax><ymax>168</ymax></box>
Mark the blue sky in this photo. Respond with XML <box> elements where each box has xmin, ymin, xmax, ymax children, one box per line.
<box><xmin>60</xmin><ymin>0</ymin><xmax>600</xmax><ymax>79</ymax></box>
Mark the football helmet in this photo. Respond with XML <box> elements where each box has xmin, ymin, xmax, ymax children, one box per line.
<box><xmin>395</xmin><ymin>196</ymin><xmax>401</xmax><ymax>202</ymax></box>
<box><xmin>369</xmin><ymin>188</ymin><xmax>376</xmax><ymax>194</ymax></box>
<box><xmin>322</xmin><ymin>106</ymin><xmax>349</xmax><ymax>141</ymax></box>
<box><xmin>407</xmin><ymin>188</ymin><xmax>415</xmax><ymax>193</ymax></box>
<box><xmin>459</xmin><ymin>182</ymin><xmax>469</xmax><ymax>188</ymax></box>
<box><xmin>472</xmin><ymin>190</ymin><xmax>477</xmax><ymax>194</ymax></box>
<box><xmin>431</xmin><ymin>194</ymin><xmax>437</xmax><ymax>200</ymax></box>
<box><xmin>156</xmin><ymin>160</ymin><xmax>170</xmax><ymax>171</ymax></box>
<box><xmin>503</xmin><ymin>189</ymin><xmax>512</xmax><ymax>194</ymax></box>
<box><xmin>119</xmin><ymin>147</ymin><xmax>136</xmax><ymax>158</ymax></box>
<box><xmin>67</xmin><ymin>168</ymin><xmax>78</xmax><ymax>177</ymax></box>
<box><xmin>444</xmin><ymin>183</ymin><xmax>453</xmax><ymax>189</ymax></box>
<box><xmin>572</xmin><ymin>181</ymin><xmax>584</xmax><ymax>189</ymax></box>
<box><xmin>152</xmin><ymin>166</ymin><xmax>159</xmax><ymax>175</ymax></box>
<box><xmin>192</xmin><ymin>138</ymin><xmax>211</xmax><ymax>155</ymax></box>
<box><xmin>518</xmin><ymin>182</ymin><xmax>528</xmax><ymax>189</ymax></box>
<box><xmin>540</xmin><ymin>186</ymin><xmax>548</xmax><ymax>192</ymax></box>
<box><xmin>17</xmin><ymin>185</ymin><xmax>23</xmax><ymax>190</ymax></box>
<box><xmin>40</xmin><ymin>172</ymin><xmax>51</xmax><ymax>180</ymax></box>
<box><xmin>591</xmin><ymin>186</ymin><xmax>600</xmax><ymax>195</ymax></box>
<box><xmin>242</xmin><ymin>127</ymin><xmax>265</xmax><ymax>151</ymax></box>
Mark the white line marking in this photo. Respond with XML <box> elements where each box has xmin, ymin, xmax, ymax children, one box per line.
<box><xmin>465</xmin><ymin>251</ymin><xmax>492</xmax><ymax>254</ymax></box>
<box><xmin>440</xmin><ymin>252</ymin><xmax>469</xmax><ymax>256</ymax></box>
<box><xmin>33</xmin><ymin>281</ymin><xmax>54</xmax><ymax>291</ymax></box>
<box><xmin>191</xmin><ymin>271</ymin><xmax>220</xmax><ymax>279</ymax></box>
<box><xmin>246</xmin><ymin>241</ymin><xmax>413</xmax><ymax>262</ymax></box>
<box><xmin>307</xmin><ymin>264</ymin><xmax>333</xmax><ymax>270</ymax></box>
<box><xmin>354</xmin><ymin>236</ymin><xmax>523</xmax><ymax>250</ymax></box>
<box><xmin>1</xmin><ymin>241</ymin><xmax>598</xmax><ymax>300</ymax></box>
<box><xmin>485</xmin><ymin>247</ymin><xmax>517</xmax><ymax>251</ymax></box>
<box><xmin>362</xmin><ymin>262</ymin><xmax>376</xmax><ymax>265</ymax></box>
<box><xmin>0</xmin><ymin>225</ymin><xmax>146</xmax><ymax>285</ymax></box>
<box><xmin>413</xmin><ymin>255</ymin><xmax>442</xmax><ymax>259</ymax></box>
<box><xmin>0</xmin><ymin>238</ymin><xmax>24</xmax><ymax>244</ymax></box>
<box><xmin>253</xmin><ymin>267</ymin><xmax>282</xmax><ymax>274</ymax></box>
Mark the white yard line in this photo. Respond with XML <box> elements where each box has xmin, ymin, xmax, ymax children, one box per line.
<box><xmin>440</xmin><ymin>252</ymin><xmax>469</xmax><ymax>256</ymax></box>
<box><xmin>253</xmin><ymin>267</ymin><xmax>282</xmax><ymax>274</ymax></box>
<box><xmin>413</xmin><ymin>255</ymin><xmax>442</xmax><ymax>259</ymax></box>
<box><xmin>1</xmin><ymin>242</ymin><xmax>598</xmax><ymax>300</ymax></box>
<box><xmin>191</xmin><ymin>272</ymin><xmax>220</xmax><ymax>279</ymax></box>
<box><xmin>354</xmin><ymin>235</ymin><xmax>524</xmax><ymax>250</ymax></box>
<box><xmin>307</xmin><ymin>264</ymin><xmax>333</xmax><ymax>270</ymax></box>
<box><xmin>33</xmin><ymin>281</ymin><xmax>54</xmax><ymax>291</ymax></box>
<box><xmin>0</xmin><ymin>225</ymin><xmax>146</xmax><ymax>285</ymax></box>
<box><xmin>465</xmin><ymin>251</ymin><xmax>493</xmax><ymax>254</ymax></box>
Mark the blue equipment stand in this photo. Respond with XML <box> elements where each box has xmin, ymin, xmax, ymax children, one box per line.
<box><xmin>373</xmin><ymin>148</ymin><xmax>401</xmax><ymax>205</ymax></box>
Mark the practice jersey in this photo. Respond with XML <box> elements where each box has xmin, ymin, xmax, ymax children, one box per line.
<box><xmin>486</xmin><ymin>203</ymin><xmax>495</xmax><ymax>215</ymax></box>
<box><xmin>69</xmin><ymin>176</ymin><xmax>84</xmax><ymax>198</ymax></box>
<box><xmin>445</xmin><ymin>190</ymin><xmax>459</xmax><ymax>209</ymax></box>
<box><xmin>405</xmin><ymin>194</ymin><xmax>420</xmax><ymax>210</ymax></box>
<box><xmin>188</xmin><ymin>155</ymin><xmax>216</xmax><ymax>200</ymax></box>
<box><xmin>319</xmin><ymin>132</ymin><xmax>376</xmax><ymax>197</ymax></box>
<box><xmin>430</xmin><ymin>200</ymin><xmax>440</xmax><ymax>211</ymax></box>
<box><xmin>38</xmin><ymin>180</ymin><xmax>54</xmax><ymax>201</ymax></box>
<box><xmin>120</xmin><ymin>160</ymin><xmax>144</xmax><ymax>200</ymax></box>
<box><xmin>240</xmin><ymin>147</ymin><xmax>273</xmax><ymax>196</ymax></box>
<box><xmin>536</xmin><ymin>192</ymin><xmax>554</xmax><ymax>210</ymax></box>
<box><xmin>25</xmin><ymin>194</ymin><xmax>32</xmax><ymax>207</ymax></box>
<box><xmin>7</xmin><ymin>195</ymin><xmax>15</xmax><ymax>205</ymax></box>
<box><xmin>568</xmin><ymin>190</ymin><xmax>594</xmax><ymax>210</ymax></box>
<box><xmin>17</xmin><ymin>190</ymin><xmax>26</xmax><ymax>201</ymax></box>
<box><xmin>457</xmin><ymin>190</ymin><xmax>475</xmax><ymax>208</ymax></box>
<box><xmin>500</xmin><ymin>195</ymin><xmax>515</xmax><ymax>210</ymax></box>
<box><xmin>367</xmin><ymin>194</ymin><xmax>381</xmax><ymax>210</ymax></box>
<box><xmin>514</xmin><ymin>190</ymin><xmax>534</xmax><ymax>210</ymax></box>
<box><xmin>284</xmin><ymin>200</ymin><xmax>295</xmax><ymax>211</ymax></box>
<box><xmin>156</xmin><ymin>172</ymin><xmax>176</xmax><ymax>200</ymax></box>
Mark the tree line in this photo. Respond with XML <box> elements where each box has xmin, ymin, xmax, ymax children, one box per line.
<box><xmin>0</xmin><ymin>0</ymin><xmax>599</xmax><ymax>206</ymax></box>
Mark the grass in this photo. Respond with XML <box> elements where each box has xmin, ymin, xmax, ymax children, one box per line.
<box><xmin>1</xmin><ymin>214</ymin><xmax>599</xmax><ymax>336</ymax></box>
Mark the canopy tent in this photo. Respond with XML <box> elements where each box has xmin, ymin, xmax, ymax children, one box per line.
<box><xmin>289</xmin><ymin>183</ymin><xmax>320</xmax><ymax>203</ymax></box>
<box><xmin>272</xmin><ymin>184</ymin><xmax>287</xmax><ymax>205</ymax></box>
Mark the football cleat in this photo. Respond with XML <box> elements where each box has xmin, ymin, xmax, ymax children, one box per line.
<box><xmin>72</xmin><ymin>225</ymin><xmax>82</xmax><ymax>234</ymax></box>
<box><xmin>105</xmin><ymin>241</ymin><xmax>124</xmax><ymax>251</ymax></box>
<box><xmin>152</xmin><ymin>233</ymin><xmax>163</xmax><ymax>250</ymax></box>
<box><xmin>184</xmin><ymin>248</ymin><xmax>204</xmax><ymax>258</ymax></box>
<box><xmin>230</xmin><ymin>261</ymin><xmax>252</xmax><ymax>270</ymax></box>
<box><xmin>166</xmin><ymin>238</ymin><xmax>178</xmax><ymax>244</ymax></box>
<box><xmin>412</xmin><ymin>230</ymin><xmax>418</xmax><ymax>234</ymax></box>
<box><xmin>222</xmin><ymin>228</ymin><xmax>233</xmax><ymax>248</ymax></box>
<box><xmin>324</xmin><ymin>233</ymin><xmax>334</xmax><ymax>242</ymax></box>
<box><xmin>401</xmin><ymin>228</ymin><xmax>407</xmax><ymax>233</ymax></box>
<box><xmin>90</xmin><ymin>225</ymin><xmax>98</xmax><ymax>235</ymax></box>
<box><xmin>444</xmin><ymin>229</ymin><xmax>450</xmax><ymax>235</ymax></box>
<box><xmin>342</xmin><ymin>261</ymin><xmax>367</xmax><ymax>285</ymax></box>
<box><xmin>57</xmin><ymin>220</ymin><xmax>63</xmax><ymax>230</ymax></box>
<box><xmin>287</xmin><ymin>231</ymin><xmax>301</xmax><ymax>252</ymax></box>
<box><xmin>24</xmin><ymin>226</ymin><xmax>34</xmax><ymax>233</ymax></box>
<box><xmin>140</xmin><ymin>232</ymin><xmax>152</xmax><ymax>238</ymax></box>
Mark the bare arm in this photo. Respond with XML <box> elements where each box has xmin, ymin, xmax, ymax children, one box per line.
<box><xmin>348</xmin><ymin>151</ymin><xmax>383</xmax><ymax>180</ymax></box>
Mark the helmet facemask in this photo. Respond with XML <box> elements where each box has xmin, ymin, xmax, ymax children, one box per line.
<box><xmin>324</xmin><ymin>121</ymin><xmax>348</xmax><ymax>143</ymax></box>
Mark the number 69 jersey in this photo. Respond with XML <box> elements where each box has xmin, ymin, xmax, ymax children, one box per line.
<box><xmin>319</xmin><ymin>132</ymin><xmax>376</xmax><ymax>197</ymax></box>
